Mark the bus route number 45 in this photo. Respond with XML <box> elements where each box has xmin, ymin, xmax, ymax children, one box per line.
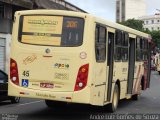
<box><xmin>23</xmin><ymin>71</ymin><xmax>30</xmax><ymax>77</ymax></box>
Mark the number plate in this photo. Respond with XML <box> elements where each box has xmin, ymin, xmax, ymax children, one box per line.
<box><xmin>40</xmin><ymin>83</ymin><xmax>54</xmax><ymax>88</ymax></box>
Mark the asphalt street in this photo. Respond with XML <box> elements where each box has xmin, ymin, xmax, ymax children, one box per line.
<box><xmin>0</xmin><ymin>71</ymin><xmax>159</xmax><ymax>120</ymax></box>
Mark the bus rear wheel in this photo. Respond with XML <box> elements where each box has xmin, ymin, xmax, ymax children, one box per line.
<box><xmin>11</xmin><ymin>97</ymin><xmax>20</xmax><ymax>103</ymax></box>
<box><xmin>45</xmin><ymin>100</ymin><xmax>67</xmax><ymax>108</ymax></box>
<box><xmin>107</xmin><ymin>84</ymin><xmax>119</xmax><ymax>112</ymax></box>
<box><xmin>131</xmin><ymin>94</ymin><xmax>140</xmax><ymax>100</ymax></box>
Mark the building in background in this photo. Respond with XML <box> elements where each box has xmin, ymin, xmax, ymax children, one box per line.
<box><xmin>0</xmin><ymin>0</ymin><xmax>33</xmax><ymax>73</ymax></box>
<box><xmin>139</xmin><ymin>13</ymin><xmax>160</xmax><ymax>49</ymax></box>
<box><xmin>138</xmin><ymin>13</ymin><xmax>160</xmax><ymax>31</ymax></box>
<box><xmin>33</xmin><ymin>0</ymin><xmax>86</xmax><ymax>12</ymax></box>
<box><xmin>116</xmin><ymin>0</ymin><xmax>147</xmax><ymax>22</ymax></box>
<box><xmin>0</xmin><ymin>0</ymin><xmax>85</xmax><ymax>73</ymax></box>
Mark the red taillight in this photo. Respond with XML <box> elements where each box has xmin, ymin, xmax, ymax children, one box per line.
<box><xmin>10</xmin><ymin>58</ymin><xmax>19</xmax><ymax>85</ymax></box>
<box><xmin>74</xmin><ymin>64</ymin><xmax>89</xmax><ymax>91</ymax></box>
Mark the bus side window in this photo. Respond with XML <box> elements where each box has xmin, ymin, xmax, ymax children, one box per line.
<box><xmin>115</xmin><ymin>47</ymin><xmax>121</xmax><ymax>61</ymax></box>
<box><xmin>121</xmin><ymin>32</ymin><xmax>128</xmax><ymax>62</ymax></box>
<box><xmin>115</xmin><ymin>30</ymin><xmax>122</xmax><ymax>45</ymax></box>
<box><xmin>142</xmin><ymin>38</ymin><xmax>148</xmax><ymax>61</ymax></box>
<box><xmin>115</xmin><ymin>30</ymin><xmax>122</xmax><ymax>61</ymax></box>
<box><xmin>140</xmin><ymin>37</ymin><xmax>144</xmax><ymax>49</ymax></box>
<box><xmin>95</xmin><ymin>25</ymin><xmax>106</xmax><ymax>62</ymax></box>
<box><xmin>136</xmin><ymin>37</ymin><xmax>141</xmax><ymax>49</ymax></box>
<box><xmin>136</xmin><ymin>37</ymin><xmax>142</xmax><ymax>61</ymax></box>
<box><xmin>144</xmin><ymin>38</ymin><xmax>148</xmax><ymax>49</ymax></box>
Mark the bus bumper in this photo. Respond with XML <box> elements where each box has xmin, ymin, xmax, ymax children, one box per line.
<box><xmin>8</xmin><ymin>81</ymin><xmax>90</xmax><ymax>104</ymax></box>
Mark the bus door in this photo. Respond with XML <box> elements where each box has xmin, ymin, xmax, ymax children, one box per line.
<box><xmin>104</xmin><ymin>29</ymin><xmax>115</xmax><ymax>102</ymax></box>
<box><xmin>127</xmin><ymin>37</ymin><xmax>135</xmax><ymax>95</ymax></box>
<box><xmin>142</xmin><ymin>39</ymin><xmax>151</xmax><ymax>90</ymax></box>
<box><xmin>92</xmin><ymin>25</ymin><xmax>107</xmax><ymax>106</ymax></box>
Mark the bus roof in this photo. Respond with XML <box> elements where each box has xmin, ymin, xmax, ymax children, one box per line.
<box><xmin>15</xmin><ymin>10</ymin><xmax>149</xmax><ymax>38</ymax></box>
<box><xmin>94</xmin><ymin>16</ymin><xmax>149</xmax><ymax>38</ymax></box>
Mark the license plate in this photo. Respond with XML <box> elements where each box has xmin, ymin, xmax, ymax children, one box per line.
<box><xmin>40</xmin><ymin>83</ymin><xmax>54</xmax><ymax>88</ymax></box>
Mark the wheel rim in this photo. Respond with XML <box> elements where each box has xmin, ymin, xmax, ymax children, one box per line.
<box><xmin>15</xmin><ymin>97</ymin><xmax>20</xmax><ymax>102</ymax></box>
<box><xmin>113</xmin><ymin>88</ymin><xmax>118</xmax><ymax>108</ymax></box>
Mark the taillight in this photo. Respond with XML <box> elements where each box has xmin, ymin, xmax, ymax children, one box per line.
<box><xmin>10</xmin><ymin>58</ymin><xmax>19</xmax><ymax>85</ymax></box>
<box><xmin>74</xmin><ymin>64</ymin><xmax>89</xmax><ymax>91</ymax></box>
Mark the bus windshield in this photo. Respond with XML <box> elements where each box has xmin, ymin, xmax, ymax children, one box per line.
<box><xmin>18</xmin><ymin>16</ymin><xmax>84</xmax><ymax>47</ymax></box>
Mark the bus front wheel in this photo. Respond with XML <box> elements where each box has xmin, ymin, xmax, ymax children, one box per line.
<box><xmin>107</xmin><ymin>84</ymin><xmax>119</xmax><ymax>112</ymax></box>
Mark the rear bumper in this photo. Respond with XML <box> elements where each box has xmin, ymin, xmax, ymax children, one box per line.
<box><xmin>8</xmin><ymin>81</ymin><xmax>90</xmax><ymax>104</ymax></box>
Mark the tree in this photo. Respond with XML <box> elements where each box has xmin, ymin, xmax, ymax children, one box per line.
<box><xmin>145</xmin><ymin>30</ymin><xmax>160</xmax><ymax>49</ymax></box>
<box><xmin>119</xmin><ymin>18</ymin><xmax>144</xmax><ymax>31</ymax></box>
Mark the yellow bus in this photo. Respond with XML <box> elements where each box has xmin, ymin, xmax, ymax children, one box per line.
<box><xmin>8</xmin><ymin>10</ymin><xmax>151</xmax><ymax>112</ymax></box>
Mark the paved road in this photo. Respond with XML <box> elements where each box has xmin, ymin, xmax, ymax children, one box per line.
<box><xmin>0</xmin><ymin>71</ymin><xmax>160</xmax><ymax>120</ymax></box>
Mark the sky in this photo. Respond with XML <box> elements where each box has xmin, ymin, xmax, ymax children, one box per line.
<box><xmin>65</xmin><ymin>0</ymin><xmax>160</xmax><ymax>22</ymax></box>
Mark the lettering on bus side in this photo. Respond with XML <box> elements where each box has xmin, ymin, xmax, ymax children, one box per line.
<box><xmin>54</xmin><ymin>73</ymin><xmax>69</xmax><ymax>80</ymax></box>
<box><xmin>36</xmin><ymin>93</ymin><xmax>56</xmax><ymax>99</ymax></box>
<box><xmin>28</xmin><ymin>19</ymin><xmax>58</xmax><ymax>26</ymax></box>
<box><xmin>122</xmin><ymin>68</ymin><xmax>127</xmax><ymax>73</ymax></box>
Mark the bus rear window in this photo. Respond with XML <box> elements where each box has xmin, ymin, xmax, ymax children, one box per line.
<box><xmin>18</xmin><ymin>16</ymin><xmax>84</xmax><ymax>47</ymax></box>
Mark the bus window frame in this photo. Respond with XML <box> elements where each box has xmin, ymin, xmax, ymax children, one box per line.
<box><xmin>136</xmin><ymin>37</ymin><xmax>149</xmax><ymax>61</ymax></box>
<box><xmin>121</xmin><ymin>32</ymin><xmax>129</xmax><ymax>62</ymax></box>
<box><xmin>136</xmin><ymin>36</ymin><xmax>142</xmax><ymax>61</ymax></box>
<box><xmin>114</xmin><ymin>30</ymin><xmax>129</xmax><ymax>62</ymax></box>
<box><xmin>115</xmin><ymin>30</ymin><xmax>122</xmax><ymax>46</ymax></box>
<box><xmin>142</xmin><ymin>38</ymin><xmax>149</xmax><ymax>61</ymax></box>
<box><xmin>95</xmin><ymin>24</ymin><xmax>107</xmax><ymax>63</ymax></box>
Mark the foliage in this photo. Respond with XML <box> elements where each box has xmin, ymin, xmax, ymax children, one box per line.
<box><xmin>119</xmin><ymin>18</ymin><xmax>144</xmax><ymax>31</ymax></box>
<box><xmin>145</xmin><ymin>30</ymin><xmax>160</xmax><ymax>48</ymax></box>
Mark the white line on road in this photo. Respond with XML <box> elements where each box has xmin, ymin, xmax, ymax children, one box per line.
<box><xmin>16</xmin><ymin>100</ymin><xmax>43</xmax><ymax>106</ymax></box>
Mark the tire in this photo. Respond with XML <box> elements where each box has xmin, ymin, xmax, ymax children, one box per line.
<box><xmin>107</xmin><ymin>84</ymin><xmax>119</xmax><ymax>112</ymax></box>
<box><xmin>45</xmin><ymin>100</ymin><xmax>67</xmax><ymax>108</ymax></box>
<box><xmin>131</xmin><ymin>94</ymin><xmax>140</xmax><ymax>100</ymax></box>
<box><xmin>11</xmin><ymin>97</ymin><xmax>20</xmax><ymax>103</ymax></box>
<box><xmin>141</xmin><ymin>77</ymin><xmax>145</xmax><ymax>90</ymax></box>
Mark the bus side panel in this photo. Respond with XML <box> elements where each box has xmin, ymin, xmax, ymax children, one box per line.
<box><xmin>90</xmin><ymin>85</ymin><xmax>106</xmax><ymax>106</ymax></box>
<box><xmin>119</xmin><ymin>62</ymin><xmax>128</xmax><ymax>99</ymax></box>
<box><xmin>90</xmin><ymin>62</ymin><xmax>107</xmax><ymax>106</ymax></box>
<box><xmin>133</xmin><ymin>62</ymin><xmax>144</xmax><ymax>94</ymax></box>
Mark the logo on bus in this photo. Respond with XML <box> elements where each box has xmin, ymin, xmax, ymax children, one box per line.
<box><xmin>54</xmin><ymin>63</ymin><xmax>69</xmax><ymax>69</ymax></box>
<box><xmin>23</xmin><ymin>55</ymin><xmax>37</xmax><ymax>65</ymax></box>
<box><xmin>22</xmin><ymin>79</ymin><xmax>29</xmax><ymax>87</ymax></box>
